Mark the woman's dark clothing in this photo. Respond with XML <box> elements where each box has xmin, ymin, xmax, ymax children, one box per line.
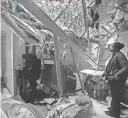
<box><xmin>105</xmin><ymin>52</ymin><xmax>128</xmax><ymax>117</ymax></box>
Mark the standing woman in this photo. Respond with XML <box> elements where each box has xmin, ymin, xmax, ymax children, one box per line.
<box><xmin>103</xmin><ymin>42</ymin><xmax>128</xmax><ymax>117</ymax></box>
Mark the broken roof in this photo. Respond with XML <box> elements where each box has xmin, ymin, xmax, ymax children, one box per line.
<box><xmin>1</xmin><ymin>0</ymin><xmax>128</xmax><ymax>45</ymax></box>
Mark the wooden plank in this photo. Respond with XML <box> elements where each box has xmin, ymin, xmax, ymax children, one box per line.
<box><xmin>17</xmin><ymin>0</ymin><xmax>68</xmax><ymax>39</ymax></box>
<box><xmin>97</xmin><ymin>46</ymin><xmax>101</xmax><ymax>65</ymax></box>
<box><xmin>11</xmin><ymin>32</ymin><xmax>15</xmax><ymax>95</ymax></box>
<box><xmin>101</xmin><ymin>25</ymin><xmax>113</xmax><ymax>35</ymax></box>
<box><xmin>81</xmin><ymin>0</ymin><xmax>91</xmax><ymax>54</ymax></box>
<box><xmin>26</xmin><ymin>42</ymin><xmax>54</xmax><ymax>47</ymax></box>
<box><xmin>1</xmin><ymin>11</ymin><xmax>37</xmax><ymax>43</ymax></box>
<box><xmin>121</xmin><ymin>102</ymin><xmax>128</xmax><ymax>108</ymax></box>
<box><xmin>81</xmin><ymin>0</ymin><xmax>88</xmax><ymax>32</ymax></box>
<box><xmin>0</xmin><ymin>30</ymin><xmax>1</xmax><ymax>79</ymax></box>
<box><xmin>10</xmin><ymin>14</ymin><xmax>40</xmax><ymax>42</ymax></box>
<box><xmin>54</xmin><ymin>35</ymin><xmax>63</xmax><ymax>97</ymax></box>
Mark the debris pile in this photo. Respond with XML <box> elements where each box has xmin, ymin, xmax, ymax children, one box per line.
<box><xmin>1</xmin><ymin>93</ymin><xmax>93</xmax><ymax>118</ymax></box>
<box><xmin>46</xmin><ymin>94</ymin><xmax>93</xmax><ymax>118</ymax></box>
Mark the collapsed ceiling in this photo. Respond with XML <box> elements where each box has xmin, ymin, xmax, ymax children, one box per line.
<box><xmin>1</xmin><ymin>0</ymin><xmax>128</xmax><ymax>45</ymax></box>
<box><xmin>1</xmin><ymin>0</ymin><xmax>128</xmax><ymax>70</ymax></box>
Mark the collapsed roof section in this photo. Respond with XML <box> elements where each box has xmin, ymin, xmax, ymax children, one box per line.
<box><xmin>1</xmin><ymin>0</ymin><xmax>51</xmax><ymax>43</ymax></box>
<box><xmin>1</xmin><ymin>0</ymin><xmax>102</xmax><ymax>70</ymax></box>
<box><xmin>2</xmin><ymin>0</ymin><xmax>128</xmax><ymax>69</ymax></box>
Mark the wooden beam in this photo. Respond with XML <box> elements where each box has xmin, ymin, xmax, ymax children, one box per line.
<box><xmin>10</xmin><ymin>14</ymin><xmax>40</xmax><ymax>42</ymax></box>
<box><xmin>81</xmin><ymin>0</ymin><xmax>88</xmax><ymax>31</ymax></box>
<box><xmin>0</xmin><ymin>28</ymin><xmax>2</xmax><ymax>92</ymax></box>
<box><xmin>70</xmin><ymin>47</ymin><xmax>86</xmax><ymax>95</ymax></box>
<box><xmin>1</xmin><ymin>11</ymin><xmax>37</xmax><ymax>43</ymax></box>
<box><xmin>25</xmin><ymin>42</ymin><xmax>54</xmax><ymax>47</ymax></box>
<box><xmin>97</xmin><ymin>46</ymin><xmax>101</xmax><ymax>65</ymax></box>
<box><xmin>0</xmin><ymin>27</ymin><xmax>1</xmax><ymax>80</ymax></box>
<box><xmin>101</xmin><ymin>25</ymin><xmax>113</xmax><ymax>35</ymax></box>
<box><xmin>81</xmin><ymin>0</ymin><xmax>91</xmax><ymax>54</ymax></box>
<box><xmin>54</xmin><ymin>35</ymin><xmax>63</xmax><ymax>97</ymax></box>
<box><xmin>17</xmin><ymin>0</ymin><xmax>68</xmax><ymax>39</ymax></box>
<box><xmin>121</xmin><ymin>102</ymin><xmax>128</xmax><ymax>108</ymax></box>
<box><xmin>11</xmin><ymin>32</ymin><xmax>15</xmax><ymax>95</ymax></box>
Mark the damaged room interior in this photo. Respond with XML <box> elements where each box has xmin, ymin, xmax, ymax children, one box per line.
<box><xmin>1</xmin><ymin>0</ymin><xmax>128</xmax><ymax>118</ymax></box>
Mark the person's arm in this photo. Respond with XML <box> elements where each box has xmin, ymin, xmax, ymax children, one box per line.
<box><xmin>115</xmin><ymin>53</ymin><xmax>128</xmax><ymax>80</ymax></box>
<box><xmin>102</xmin><ymin>72</ymin><xmax>108</xmax><ymax>81</ymax></box>
<box><xmin>102</xmin><ymin>72</ymin><xmax>105</xmax><ymax>77</ymax></box>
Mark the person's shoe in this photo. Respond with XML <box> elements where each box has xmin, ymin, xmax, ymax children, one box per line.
<box><xmin>105</xmin><ymin>111</ymin><xmax>119</xmax><ymax>117</ymax></box>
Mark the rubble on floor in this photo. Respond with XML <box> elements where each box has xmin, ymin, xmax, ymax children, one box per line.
<box><xmin>45</xmin><ymin>94</ymin><xmax>93</xmax><ymax>118</ymax></box>
<box><xmin>1</xmin><ymin>92</ymin><xmax>94</xmax><ymax>118</ymax></box>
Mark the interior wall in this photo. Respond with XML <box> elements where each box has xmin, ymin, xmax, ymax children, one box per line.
<box><xmin>13</xmin><ymin>33</ymin><xmax>26</xmax><ymax>68</ymax></box>
<box><xmin>1</xmin><ymin>19</ymin><xmax>14</xmax><ymax>95</ymax></box>
<box><xmin>1</xmin><ymin>19</ymin><xmax>26</xmax><ymax>95</ymax></box>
